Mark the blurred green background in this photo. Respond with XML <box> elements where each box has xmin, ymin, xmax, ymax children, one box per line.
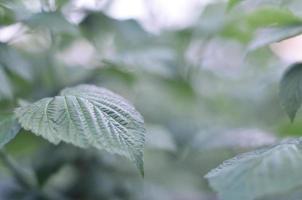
<box><xmin>1</xmin><ymin>0</ymin><xmax>302</xmax><ymax>199</ymax></box>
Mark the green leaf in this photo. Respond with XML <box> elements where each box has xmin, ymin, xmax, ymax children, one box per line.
<box><xmin>205</xmin><ymin>139</ymin><xmax>302</xmax><ymax>200</ymax></box>
<box><xmin>192</xmin><ymin>128</ymin><xmax>276</xmax><ymax>150</ymax></box>
<box><xmin>55</xmin><ymin>0</ymin><xmax>69</xmax><ymax>9</ymax></box>
<box><xmin>245</xmin><ymin>8</ymin><xmax>302</xmax><ymax>29</ymax></box>
<box><xmin>248</xmin><ymin>25</ymin><xmax>302</xmax><ymax>50</ymax></box>
<box><xmin>0</xmin><ymin>114</ymin><xmax>21</xmax><ymax>148</ymax></box>
<box><xmin>279</xmin><ymin>63</ymin><xmax>302</xmax><ymax>122</ymax></box>
<box><xmin>15</xmin><ymin>84</ymin><xmax>145</xmax><ymax>175</ymax></box>
<box><xmin>221</xmin><ymin>7</ymin><xmax>302</xmax><ymax>43</ymax></box>
<box><xmin>0</xmin><ymin>4</ymin><xmax>15</xmax><ymax>25</ymax></box>
<box><xmin>0</xmin><ymin>43</ymin><xmax>33</xmax><ymax>81</ymax></box>
<box><xmin>0</xmin><ymin>66</ymin><xmax>12</xmax><ymax>99</ymax></box>
<box><xmin>80</xmin><ymin>12</ymin><xmax>150</xmax><ymax>50</ymax></box>
<box><xmin>24</xmin><ymin>11</ymin><xmax>78</xmax><ymax>34</ymax></box>
<box><xmin>227</xmin><ymin>0</ymin><xmax>243</xmax><ymax>10</ymax></box>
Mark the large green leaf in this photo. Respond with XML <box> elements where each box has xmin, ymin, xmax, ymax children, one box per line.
<box><xmin>15</xmin><ymin>84</ymin><xmax>145</xmax><ymax>175</ymax></box>
<box><xmin>279</xmin><ymin>63</ymin><xmax>302</xmax><ymax>122</ymax></box>
<box><xmin>0</xmin><ymin>114</ymin><xmax>21</xmax><ymax>148</ymax></box>
<box><xmin>205</xmin><ymin>139</ymin><xmax>302</xmax><ymax>200</ymax></box>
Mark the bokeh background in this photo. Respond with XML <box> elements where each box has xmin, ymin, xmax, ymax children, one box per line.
<box><xmin>1</xmin><ymin>0</ymin><xmax>302</xmax><ymax>199</ymax></box>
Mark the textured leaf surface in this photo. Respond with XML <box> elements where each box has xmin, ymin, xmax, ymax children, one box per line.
<box><xmin>15</xmin><ymin>84</ymin><xmax>145</xmax><ymax>175</ymax></box>
<box><xmin>279</xmin><ymin>63</ymin><xmax>302</xmax><ymax>121</ymax></box>
<box><xmin>205</xmin><ymin>139</ymin><xmax>302</xmax><ymax>200</ymax></box>
<box><xmin>0</xmin><ymin>115</ymin><xmax>21</xmax><ymax>148</ymax></box>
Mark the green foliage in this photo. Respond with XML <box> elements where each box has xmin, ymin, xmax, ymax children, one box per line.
<box><xmin>248</xmin><ymin>25</ymin><xmax>302</xmax><ymax>50</ymax></box>
<box><xmin>206</xmin><ymin>139</ymin><xmax>302</xmax><ymax>200</ymax></box>
<box><xmin>2</xmin><ymin>0</ymin><xmax>302</xmax><ymax>199</ymax></box>
<box><xmin>0</xmin><ymin>115</ymin><xmax>20</xmax><ymax>148</ymax></box>
<box><xmin>280</xmin><ymin>63</ymin><xmax>302</xmax><ymax>122</ymax></box>
<box><xmin>0</xmin><ymin>67</ymin><xmax>13</xmax><ymax>99</ymax></box>
<box><xmin>0</xmin><ymin>4</ymin><xmax>15</xmax><ymax>25</ymax></box>
<box><xmin>80</xmin><ymin>12</ymin><xmax>150</xmax><ymax>51</ymax></box>
<box><xmin>24</xmin><ymin>11</ymin><xmax>78</xmax><ymax>34</ymax></box>
<box><xmin>15</xmin><ymin>84</ymin><xmax>145</xmax><ymax>175</ymax></box>
<box><xmin>227</xmin><ymin>0</ymin><xmax>243</xmax><ymax>10</ymax></box>
<box><xmin>0</xmin><ymin>43</ymin><xmax>32</xmax><ymax>81</ymax></box>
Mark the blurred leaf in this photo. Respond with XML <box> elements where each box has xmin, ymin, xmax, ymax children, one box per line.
<box><xmin>0</xmin><ymin>66</ymin><xmax>13</xmax><ymax>99</ymax></box>
<box><xmin>15</xmin><ymin>84</ymin><xmax>146</xmax><ymax>175</ymax></box>
<box><xmin>227</xmin><ymin>0</ymin><xmax>243</xmax><ymax>10</ymax></box>
<box><xmin>192</xmin><ymin>128</ymin><xmax>276</xmax><ymax>150</ymax></box>
<box><xmin>33</xmin><ymin>145</ymin><xmax>78</xmax><ymax>186</ymax></box>
<box><xmin>222</xmin><ymin>7</ymin><xmax>302</xmax><ymax>43</ymax></box>
<box><xmin>80</xmin><ymin>12</ymin><xmax>150</xmax><ymax>50</ymax></box>
<box><xmin>245</xmin><ymin>8</ymin><xmax>301</xmax><ymax>29</ymax></box>
<box><xmin>279</xmin><ymin>63</ymin><xmax>302</xmax><ymax>122</ymax></box>
<box><xmin>24</xmin><ymin>11</ymin><xmax>78</xmax><ymax>34</ymax></box>
<box><xmin>0</xmin><ymin>4</ymin><xmax>15</xmax><ymax>25</ymax></box>
<box><xmin>55</xmin><ymin>0</ymin><xmax>69</xmax><ymax>9</ymax></box>
<box><xmin>107</xmin><ymin>47</ymin><xmax>176</xmax><ymax>78</ymax></box>
<box><xmin>0</xmin><ymin>114</ymin><xmax>21</xmax><ymax>148</ymax></box>
<box><xmin>196</xmin><ymin>3</ymin><xmax>226</xmax><ymax>35</ymax></box>
<box><xmin>249</xmin><ymin>25</ymin><xmax>302</xmax><ymax>50</ymax></box>
<box><xmin>206</xmin><ymin>139</ymin><xmax>302</xmax><ymax>200</ymax></box>
<box><xmin>0</xmin><ymin>43</ymin><xmax>32</xmax><ymax>81</ymax></box>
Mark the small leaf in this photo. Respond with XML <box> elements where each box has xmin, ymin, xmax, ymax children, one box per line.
<box><xmin>205</xmin><ymin>139</ymin><xmax>302</xmax><ymax>200</ymax></box>
<box><xmin>15</xmin><ymin>84</ymin><xmax>145</xmax><ymax>175</ymax></box>
<box><xmin>0</xmin><ymin>114</ymin><xmax>21</xmax><ymax>148</ymax></box>
<box><xmin>279</xmin><ymin>63</ymin><xmax>302</xmax><ymax>122</ymax></box>
<box><xmin>249</xmin><ymin>25</ymin><xmax>302</xmax><ymax>50</ymax></box>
